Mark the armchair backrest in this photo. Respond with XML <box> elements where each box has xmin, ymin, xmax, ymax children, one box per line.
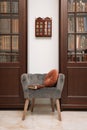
<box><xmin>28</xmin><ymin>74</ymin><xmax>46</xmax><ymax>85</ymax></box>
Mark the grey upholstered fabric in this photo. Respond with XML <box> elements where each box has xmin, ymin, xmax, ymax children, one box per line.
<box><xmin>21</xmin><ymin>73</ymin><xmax>65</xmax><ymax>99</ymax></box>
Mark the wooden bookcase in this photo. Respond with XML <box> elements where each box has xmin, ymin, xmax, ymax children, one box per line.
<box><xmin>0</xmin><ymin>0</ymin><xmax>27</xmax><ymax>108</ymax></box>
<box><xmin>59</xmin><ymin>0</ymin><xmax>87</xmax><ymax>109</ymax></box>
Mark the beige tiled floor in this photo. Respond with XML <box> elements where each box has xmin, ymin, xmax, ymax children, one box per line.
<box><xmin>0</xmin><ymin>105</ymin><xmax>87</xmax><ymax>130</ymax></box>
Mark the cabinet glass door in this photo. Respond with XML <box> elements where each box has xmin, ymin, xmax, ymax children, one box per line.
<box><xmin>0</xmin><ymin>0</ymin><xmax>19</xmax><ymax>63</ymax></box>
<box><xmin>67</xmin><ymin>0</ymin><xmax>87</xmax><ymax>62</ymax></box>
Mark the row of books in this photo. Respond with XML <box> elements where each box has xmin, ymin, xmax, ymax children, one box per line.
<box><xmin>0</xmin><ymin>19</ymin><xmax>10</xmax><ymax>34</ymax></box>
<box><xmin>76</xmin><ymin>35</ymin><xmax>87</xmax><ymax>50</ymax></box>
<box><xmin>68</xmin><ymin>16</ymin><xmax>87</xmax><ymax>33</ymax></box>
<box><xmin>76</xmin><ymin>2</ymin><xmax>87</xmax><ymax>12</ymax></box>
<box><xmin>0</xmin><ymin>53</ymin><xmax>19</xmax><ymax>63</ymax></box>
<box><xmin>0</xmin><ymin>36</ymin><xmax>19</xmax><ymax>52</ymax></box>
<box><xmin>68</xmin><ymin>35</ymin><xmax>87</xmax><ymax>51</ymax></box>
<box><xmin>0</xmin><ymin>36</ymin><xmax>10</xmax><ymax>51</ymax></box>
<box><xmin>0</xmin><ymin>1</ymin><xmax>18</xmax><ymax>13</ymax></box>
<box><xmin>0</xmin><ymin>2</ymin><xmax>10</xmax><ymax>13</ymax></box>
<box><xmin>0</xmin><ymin>19</ymin><xmax>19</xmax><ymax>34</ymax></box>
<box><xmin>68</xmin><ymin>1</ymin><xmax>87</xmax><ymax>12</ymax></box>
<box><xmin>76</xmin><ymin>17</ymin><xmax>87</xmax><ymax>32</ymax></box>
<box><xmin>68</xmin><ymin>53</ymin><xmax>87</xmax><ymax>62</ymax></box>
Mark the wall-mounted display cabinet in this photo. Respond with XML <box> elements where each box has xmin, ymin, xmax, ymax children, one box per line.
<box><xmin>60</xmin><ymin>0</ymin><xmax>87</xmax><ymax>109</ymax></box>
<box><xmin>0</xmin><ymin>0</ymin><xmax>27</xmax><ymax>108</ymax></box>
<box><xmin>35</xmin><ymin>17</ymin><xmax>52</xmax><ymax>37</ymax></box>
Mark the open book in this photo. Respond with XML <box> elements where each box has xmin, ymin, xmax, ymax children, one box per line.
<box><xmin>28</xmin><ymin>84</ymin><xmax>45</xmax><ymax>89</ymax></box>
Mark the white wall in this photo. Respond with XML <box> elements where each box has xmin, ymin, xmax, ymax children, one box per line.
<box><xmin>28</xmin><ymin>0</ymin><xmax>59</xmax><ymax>73</ymax></box>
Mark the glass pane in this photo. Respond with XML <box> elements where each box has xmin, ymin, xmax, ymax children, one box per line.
<box><xmin>0</xmin><ymin>53</ymin><xmax>19</xmax><ymax>63</ymax></box>
<box><xmin>0</xmin><ymin>1</ymin><xmax>10</xmax><ymax>13</ymax></box>
<box><xmin>12</xmin><ymin>1</ymin><xmax>18</xmax><ymax>13</ymax></box>
<box><xmin>12</xmin><ymin>19</ymin><xmax>19</xmax><ymax>33</ymax></box>
<box><xmin>76</xmin><ymin>14</ymin><xmax>87</xmax><ymax>33</ymax></box>
<box><xmin>0</xmin><ymin>35</ymin><xmax>11</xmax><ymax>52</ymax></box>
<box><xmin>76</xmin><ymin>35</ymin><xmax>87</xmax><ymax>50</ymax></box>
<box><xmin>76</xmin><ymin>35</ymin><xmax>87</xmax><ymax>62</ymax></box>
<box><xmin>0</xmin><ymin>19</ymin><xmax>10</xmax><ymax>34</ymax></box>
<box><xmin>68</xmin><ymin>0</ymin><xmax>75</xmax><ymax>12</ymax></box>
<box><xmin>68</xmin><ymin>35</ymin><xmax>75</xmax><ymax>62</ymax></box>
<box><xmin>12</xmin><ymin>53</ymin><xmax>19</xmax><ymax>62</ymax></box>
<box><xmin>12</xmin><ymin>36</ymin><xmax>19</xmax><ymax>52</ymax></box>
<box><xmin>0</xmin><ymin>53</ymin><xmax>11</xmax><ymax>63</ymax></box>
<box><xmin>76</xmin><ymin>0</ymin><xmax>87</xmax><ymax>12</ymax></box>
<box><xmin>68</xmin><ymin>35</ymin><xmax>75</xmax><ymax>50</ymax></box>
<box><xmin>68</xmin><ymin>14</ymin><xmax>75</xmax><ymax>33</ymax></box>
<box><xmin>68</xmin><ymin>51</ymin><xmax>75</xmax><ymax>62</ymax></box>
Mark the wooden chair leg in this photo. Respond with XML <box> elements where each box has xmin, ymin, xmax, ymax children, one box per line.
<box><xmin>50</xmin><ymin>98</ymin><xmax>55</xmax><ymax>112</ymax></box>
<box><xmin>56</xmin><ymin>99</ymin><xmax>62</xmax><ymax>121</ymax></box>
<box><xmin>31</xmin><ymin>98</ymin><xmax>35</xmax><ymax>112</ymax></box>
<box><xmin>22</xmin><ymin>98</ymin><xmax>29</xmax><ymax>120</ymax></box>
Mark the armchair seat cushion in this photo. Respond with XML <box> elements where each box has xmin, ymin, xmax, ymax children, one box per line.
<box><xmin>28</xmin><ymin>87</ymin><xmax>61</xmax><ymax>98</ymax></box>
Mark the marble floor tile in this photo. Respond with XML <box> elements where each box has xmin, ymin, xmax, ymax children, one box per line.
<box><xmin>0</xmin><ymin>105</ymin><xmax>87</xmax><ymax>130</ymax></box>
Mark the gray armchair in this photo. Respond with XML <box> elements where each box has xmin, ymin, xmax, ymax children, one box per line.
<box><xmin>21</xmin><ymin>73</ymin><xmax>65</xmax><ymax>121</ymax></box>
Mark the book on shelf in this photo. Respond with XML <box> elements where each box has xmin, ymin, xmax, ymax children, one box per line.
<box><xmin>68</xmin><ymin>16</ymin><xmax>74</xmax><ymax>32</ymax></box>
<box><xmin>68</xmin><ymin>0</ymin><xmax>75</xmax><ymax>12</ymax></box>
<box><xmin>4</xmin><ymin>36</ymin><xmax>10</xmax><ymax>51</ymax></box>
<box><xmin>0</xmin><ymin>53</ymin><xmax>11</xmax><ymax>62</ymax></box>
<box><xmin>12</xmin><ymin>54</ymin><xmax>19</xmax><ymax>62</ymax></box>
<box><xmin>76</xmin><ymin>1</ymin><xmax>87</xmax><ymax>12</ymax></box>
<box><xmin>0</xmin><ymin>19</ymin><xmax>10</xmax><ymax>34</ymax></box>
<box><xmin>12</xmin><ymin>36</ymin><xmax>18</xmax><ymax>52</ymax></box>
<box><xmin>12</xmin><ymin>2</ymin><xmax>18</xmax><ymax>13</ymax></box>
<box><xmin>84</xmin><ymin>17</ymin><xmax>87</xmax><ymax>32</ymax></box>
<box><xmin>0</xmin><ymin>1</ymin><xmax>10</xmax><ymax>13</ymax></box>
<box><xmin>85</xmin><ymin>3</ymin><xmax>87</xmax><ymax>12</ymax></box>
<box><xmin>68</xmin><ymin>35</ymin><xmax>74</xmax><ymax>50</ymax></box>
<box><xmin>76</xmin><ymin>35</ymin><xmax>87</xmax><ymax>50</ymax></box>
<box><xmin>76</xmin><ymin>17</ymin><xmax>87</xmax><ymax>32</ymax></box>
<box><xmin>0</xmin><ymin>36</ymin><xmax>10</xmax><ymax>52</ymax></box>
<box><xmin>12</xmin><ymin>19</ymin><xmax>19</xmax><ymax>33</ymax></box>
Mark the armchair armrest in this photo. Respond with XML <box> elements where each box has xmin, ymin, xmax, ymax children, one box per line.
<box><xmin>56</xmin><ymin>73</ymin><xmax>65</xmax><ymax>92</ymax></box>
<box><xmin>21</xmin><ymin>73</ymin><xmax>30</xmax><ymax>99</ymax></box>
<box><xmin>21</xmin><ymin>73</ymin><xmax>30</xmax><ymax>88</ymax></box>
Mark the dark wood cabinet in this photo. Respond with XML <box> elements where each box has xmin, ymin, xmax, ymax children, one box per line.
<box><xmin>59</xmin><ymin>0</ymin><xmax>87</xmax><ymax>109</ymax></box>
<box><xmin>0</xmin><ymin>0</ymin><xmax>27</xmax><ymax>108</ymax></box>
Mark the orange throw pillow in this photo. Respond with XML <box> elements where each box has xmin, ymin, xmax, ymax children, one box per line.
<box><xmin>44</xmin><ymin>69</ymin><xmax>58</xmax><ymax>87</ymax></box>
